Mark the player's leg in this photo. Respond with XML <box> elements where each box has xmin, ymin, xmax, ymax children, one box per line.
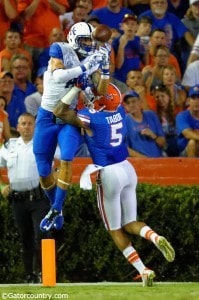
<box><xmin>33</xmin><ymin>108</ymin><xmax>58</xmax><ymax>205</ymax></box>
<box><xmin>54</xmin><ymin>124</ymin><xmax>82</xmax><ymax>210</ymax></box>
<box><xmin>121</xmin><ymin>162</ymin><xmax>175</xmax><ymax>263</ymax></box>
<box><xmin>108</xmin><ymin>228</ymin><xmax>155</xmax><ymax>286</ymax></box>
<box><xmin>41</xmin><ymin>125</ymin><xmax>83</xmax><ymax>231</ymax></box>
<box><xmin>33</xmin><ymin>108</ymin><xmax>61</xmax><ymax>232</ymax></box>
<box><xmin>97</xmin><ymin>163</ymin><xmax>155</xmax><ymax>286</ymax></box>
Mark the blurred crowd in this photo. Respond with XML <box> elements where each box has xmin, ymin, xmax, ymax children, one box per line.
<box><xmin>0</xmin><ymin>0</ymin><xmax>199</xmax><ymax>157</ymax></box>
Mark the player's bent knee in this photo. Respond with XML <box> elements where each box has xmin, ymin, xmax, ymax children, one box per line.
<box><xmin>40</xmin><ymin>174</ymin><xmax>55</xmax><ymax>190</ymax></box>
<box><xmin>37</xmin><ymin>161</ymin><xmax>52</xmax><ymax>177</ymax></box>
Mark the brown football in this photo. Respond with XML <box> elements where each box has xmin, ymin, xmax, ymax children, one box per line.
<box><xmin>92</xmin><ymin>24</ymin><xmax>112</xmax><ymax>43</ymax></box>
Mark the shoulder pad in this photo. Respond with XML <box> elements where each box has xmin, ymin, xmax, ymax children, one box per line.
<box><xmin>49</xmin><ymin>42</ymin><xmax>67</xmax><ymax>60</ymax></box>
<box><xmin>49</xmin><ymin>42</ymin><xmax>72</xmax><ymax>60</ymax></box>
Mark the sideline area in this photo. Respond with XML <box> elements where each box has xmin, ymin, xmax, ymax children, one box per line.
<box><xmin>71</xmin><ymin>157</ymin><xmax>199</xmax><ymax>185</ymax></box>
<box><xmin>1</xmin><ymin>157</ymin><xmax>199</xmax><ymax>186</ymax></box>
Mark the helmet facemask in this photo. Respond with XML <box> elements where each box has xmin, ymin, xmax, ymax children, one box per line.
<box><xmin>67</xmin><ymin>22</ymin><xmax>96</xmax><ymax>58</ymax></box>
<box><xmin>76</xmin><ymin>37</ymin><xmax>97</xmax><ymax>58</ymax></box>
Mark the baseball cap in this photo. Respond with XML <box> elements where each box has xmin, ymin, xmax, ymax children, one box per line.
<box><xmin>190</xmin><ymin>0</ymin><xmax>199</xmax><ymax>5</ymax></box>
<box><xmin>122</xmin><ymin>14</ymin><xmax>137</xmax><ymax>23</ymax></box>
<box><xmin>0</xmin><ymin>71</ymin><xmax>13</xmax><ymax>79</ymax></box>
<box><xmin>188</xmin><ymin>85</ymin><xmax>199</xmax><ymax>97</ymax></box>
<box><xmin>123</xmin><ymin>90</ymin><xmax>139</xmax><ymax>102</ymax></box>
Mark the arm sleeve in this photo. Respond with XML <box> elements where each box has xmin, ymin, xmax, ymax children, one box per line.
<box><xmin>50</xmin><ymin>43</ymin><xmax>87</xmax><ymax>82</ymax></box>
<box><xmin>52</xmin><ymin>67</ymin><xmax>83</xmax><ymax>83</ymax></box>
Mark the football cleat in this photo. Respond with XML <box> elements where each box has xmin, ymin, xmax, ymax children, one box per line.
<box><xmin>53</xmin><ymin>211</ymin><xmax>64</xmax><ymax>230</ymax></box>
<box><xmin>40</xmin><ymin>208</ymin><xmax>60</xmax><ymax>232</ymax></box>
<box><xmin>134</xmin><ymin>268</ymin><xmax>155</xmax><ymax>287</ymax></box>
<box><xmin>142</xmin><ymin>268</ymin><xmax>156</xmax><ymax>287</ymax></box>
<box><xmin>155</xmin><ymin>236</ymin><xmax>175</xmax><ymax>262</ymax></box>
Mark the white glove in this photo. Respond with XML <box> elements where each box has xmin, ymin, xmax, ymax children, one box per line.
<box><xmin>81</xmin><ymin>52</ymin><xmax>104</xmax><ymax>75</ymax></box>
<box><xmin>99</xmin><ymin>43</ymin><xmax>111</xmax><ymax>76</ymax></box>
<box><xmin>99</xmin><ymin>43</ymin><xmax>111</xmax><ymax>66</ymax></box>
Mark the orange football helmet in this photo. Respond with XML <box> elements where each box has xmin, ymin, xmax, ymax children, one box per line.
<box><xmin>92</xmin><ymin>83</ymin><xmax>122</xmax><ymax>111</ymax></box>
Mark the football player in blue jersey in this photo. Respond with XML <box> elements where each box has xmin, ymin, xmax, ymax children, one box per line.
<box><xmin>33</xmin><ymin>22</ymin><xmax>110</xmax><ymax>232</ymax></box>
<box><xmin>56</xmin><ymin>82</ymin><xmax>175</xmax><ymax>286</ymax></box>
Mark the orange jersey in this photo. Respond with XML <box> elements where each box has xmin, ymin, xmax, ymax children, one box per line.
<box><xmin>17</xmin><ymin>0</ymin><xmax>69</xmax><ymax>48</ymax></box>
<box><xmin>92</xmin><ymin>0</ymin><xmax>124</xmax><ymax>9</ymax></box>
<box><xmin>0</xmin><ymin>48</ymin><xmax>33</xmax><ymax>72</ymax></box>
<box><xmin>0</xmin><ymin>0</ymin><xmax>17</xmax><ymax>51</ymax></box>
<box><xmin>0</xmin><ymin>110</ymin><xmax>8</xmax><ymax>144</ymax></box>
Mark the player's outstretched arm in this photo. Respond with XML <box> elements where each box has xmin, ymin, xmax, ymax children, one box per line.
<box><xmin>53</xmin><ymin>101</ymin><xmax>85</xmax><ymax>128</ymax></box>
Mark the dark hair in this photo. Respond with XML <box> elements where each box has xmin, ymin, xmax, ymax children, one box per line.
<box><xmin>150</xmin><ymin>28</ymin><xmax>166</xmax><ymax>37</ymax></box>
<box><xmin>153</xmin><ymin>85</ymin><xmax>175</xmax><ymax>123</ymax></box>
<box><xmin>153</xmin><ymin>84</ymin><xmax>171</xmax><ymax>96</ymax></box>
<box><xmin>138</xmin><ymin>16</ymin><xmax>152</xmax><ymax>25</ymax></box>
<box><xmin>5</xmin><ymin>28</ymin><xmax>22</xmax><ymax>38</ymax></box>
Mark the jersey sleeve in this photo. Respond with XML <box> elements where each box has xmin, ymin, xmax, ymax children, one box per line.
<box><xmin>49</xmin><ymin>43</ymin><xmax>64</xmax><ymax>60</ymax></box>
<box><xmin>77</xmin><ymin>109</ymin><xmax>91</xmax><ymax>127</ymax></box>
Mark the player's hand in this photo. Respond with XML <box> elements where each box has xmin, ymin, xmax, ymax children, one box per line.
<box><xmin>75</xmin><ymin>73</ymin><xmax>89</xmax><ymax>90</ymax></box>
<box><xmin>81</xmin><ymin>52</ymin><xmax>104</xmax><ymax>75</ymax></box>
<box><xmin>99</xmin><ymin>43</ymin><xmax>111</xmax><ymax>66</ymax></box>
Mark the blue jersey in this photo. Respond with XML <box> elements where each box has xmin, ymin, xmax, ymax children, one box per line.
<box><xmin>78</xmin><ymin>105</ymin><xmax>128</xmax><ymax>166</ymax></box>
<box><xmin>139</xmin><ymin>10</ymin><xmax>188</xmax><ymax>51</ymax></box>
<box><xmin>125</xmin><ymin>110</ymin><xmax>165</xmax><ymax>157</ymax></box>
<box><xmin>176</xmin><ymin>110</ymin><xmax>199</xmax><ymax>152</ymax></box>
<box><xmin>112</xmin><ymin>36</ymin><xmax>141</xmax><ymax>83</ymax></box>
<box><xmin>90</xmin><ymin>7</ymin><xmax>132</xmax><ymax>32</ymax></box>
<box><xmin>6</xmin><ymin>93</ymin><xmax>26</xmax><ymax>128</ymax></box>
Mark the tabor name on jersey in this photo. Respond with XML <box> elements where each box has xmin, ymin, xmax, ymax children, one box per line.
<box><xmin>105</xmin><ymin>113</ymin><xmax>122</xmax><ymax>124</ymax></box>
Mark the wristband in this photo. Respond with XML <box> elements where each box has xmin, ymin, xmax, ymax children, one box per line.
<box><xmin>80</xmin><ymin>65</ymin><xmax>86</xmax><ymax>73</ymax></box>
<box><xmin>102</xmin><ymin>68</ymin><xmax>109</xmax><ymax>75</ymax></box>
<box><xmin>61</xmin><ymin>86</ymin><xmax>80</xmax><ymax>104</ymax></box>
<box><xmin>101</xmin><ymin>74</ymin><xmax>110</xmax><ymax>79</ymax></box>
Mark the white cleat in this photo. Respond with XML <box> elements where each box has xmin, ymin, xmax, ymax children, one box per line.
<box><xmin>142</xmin><ymin>268</ymin><xmax>156</xmax><ymax>287</ymax></box>
<box><xmin>134</xmin><ymin>268</ymin><xmax>155</xmax><ymax>287</ymax></box>
<box><xmin>155</xmin><ymin>236</ymin><xmax>175</xmax><ymax>262</ymax></box>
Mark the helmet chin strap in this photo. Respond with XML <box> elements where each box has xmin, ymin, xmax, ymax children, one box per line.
<box><xmin>98</xmin><ymin>105</ymin><xmax>106</xmax><ymax>111</ymax></box>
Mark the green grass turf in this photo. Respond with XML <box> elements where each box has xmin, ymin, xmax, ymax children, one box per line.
<box><xmin>0</xmin><ymin>283</ymin><xmax>199</xmax><ymax>300</ymax></box>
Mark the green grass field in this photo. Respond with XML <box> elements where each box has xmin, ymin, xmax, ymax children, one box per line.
<box><xmin>0</xmin><ymin>282</ymin><xmax>198</xmax><ymax>300</ymax></box>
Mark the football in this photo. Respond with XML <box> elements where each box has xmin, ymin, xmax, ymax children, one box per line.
<box><xmin>92</xmin><ymin>24</ymin><xmax>112</xmax><ymax>43</ymax></box>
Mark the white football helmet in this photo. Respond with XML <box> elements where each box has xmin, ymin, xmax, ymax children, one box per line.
<box><xmin>67</xmin><ymin>22</ymin><xmax>96</xmax><ymax>57</ymax></box>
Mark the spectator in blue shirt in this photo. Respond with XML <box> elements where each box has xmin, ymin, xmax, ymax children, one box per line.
<box><xmin>90</xmin><ymin>0</ymin><xmax>132</xmax><ymax>32</ymax></box>
<box><xmin>139</xmin><ymin>0</ymin><xmax>194</xmax><ymax>57</ymax></box>
<box><xmin>111</xmin><ymin>14</ymin><xmax>143</xmax><ymax>92</ymax></box>
<box><xmin>10</xmin><ymin>54</ymin><xmax>37</xmax><ymax>105</ymax></box>
<box><xmin>123</xmin><ymin>90</ymin><xmax>166</xmax><ymax>157</ymax></box>
<box><xmin>0</xmin><ymin>71</ymin><xmax>26</xmax><ymax>128</ymax></box>
<box><xmin>176</xmin><ymin>84</ymin><xmax>199</xmax><ymax>157</ymax></box>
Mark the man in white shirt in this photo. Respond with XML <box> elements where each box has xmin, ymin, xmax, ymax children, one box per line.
<box><xmin>0</xmin><ymin>113</ymin><xmax>50</xmax><ymax>283</ymax></box>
